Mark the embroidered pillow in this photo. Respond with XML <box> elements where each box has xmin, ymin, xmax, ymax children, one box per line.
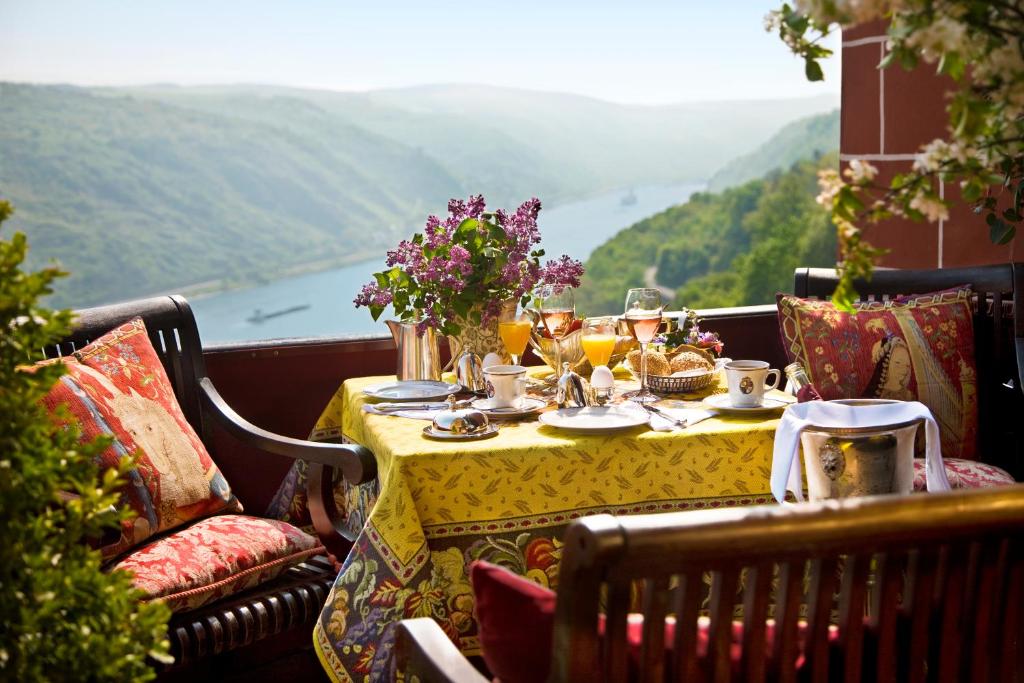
<box><xmin>777</xmin><ymin>287</ymin><xmax>978</xmax><ymax>459</ymax></box>
<box><xmin>41</xmin><ymin>318</ymin><xmax>241</xmax><ymax>558</ymax></box>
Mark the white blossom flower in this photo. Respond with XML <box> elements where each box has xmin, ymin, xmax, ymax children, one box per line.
<box><xmin>904</xmin><ymin>15</ymin><xmax>969</xmax><ymax>62</ymax></box>
<box><xmin>843</xmin><ymin>159</ymin><xmax>879</xmax><ymax>184</ymax></box>
<box><xmin>815</xmin><ymin>169</ymin><xmax>844</xmax><ymax>207</ymax></box>
<box><xmin>909</xmin><ymin>191</ymin><xmax>950</xmax><ymax>222</ymax></box>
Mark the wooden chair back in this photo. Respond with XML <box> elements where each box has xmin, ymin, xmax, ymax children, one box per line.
<box><xmin>793</xmin><ymin>263</ymin><xmax>1024</xmax><ymax>479</ymax></box>
<box><xmin>551</xmin><ymin>486</ymin><xmax>1024</xmax><ymax>683</ymax></box>
<box><xmin>44</xmin><ymin>295</ymin><xmax>209</xmax><ymax>447</ymax></box>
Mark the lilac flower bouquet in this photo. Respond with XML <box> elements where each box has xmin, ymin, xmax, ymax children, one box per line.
<box><xmin>354</xmin><ymin>195</ymin><xmax>584</xmax><ymax>336</ymax></box>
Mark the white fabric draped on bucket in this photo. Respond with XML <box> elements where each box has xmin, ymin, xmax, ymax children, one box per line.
<box><xmin>771</xmin><ymin>400</ymin><xmax>951</xmax><ymax>503</ymax></box>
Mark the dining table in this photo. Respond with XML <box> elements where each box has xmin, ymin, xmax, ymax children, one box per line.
<box><xmin>310</xmin><ymin>368</ymin><xmax>790</xmax><ymax>682</ymax></box>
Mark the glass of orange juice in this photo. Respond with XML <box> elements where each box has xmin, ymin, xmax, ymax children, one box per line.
<box><xmin>581</xmin><ymin>317</ymin><xmax>617</xmax><ymax>371</ymax></box>
<box><xmin>499</xmin><ymin>314</ymin><xmax>534</xmax><ymax>366</ymax></box>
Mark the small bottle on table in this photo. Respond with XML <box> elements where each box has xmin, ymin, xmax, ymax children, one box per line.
<box><xmin>784</xmin><ymin>361</ymin><xmax>823</xmax><ymax>402</ymax></box>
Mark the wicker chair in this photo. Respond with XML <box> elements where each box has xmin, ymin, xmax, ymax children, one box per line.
<box><xmin>56</xmin><ymin>295</ymin><xmax>376</xmax><ymax>680</ymax></box>
<box><xmin>397</xmin><ymin>485</ymin><xmax>1024</xmax><ymax>682</ymax></box>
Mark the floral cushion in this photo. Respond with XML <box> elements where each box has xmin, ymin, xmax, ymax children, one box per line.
<box><xmin>777</xmin><ymin>287</ymin><xmax>979</xmax><ymax>459</ymax></box>
<box><xmin>114</xmin><ymin>515</ymin><xmax>324</xmax><ymax>612</ymax></box>
<box><xmin>913</xmin><ymin>458</ymin><xmax>1016</xmax><ymax>491</ymax></box>
<box><xmin>40</xmin><ymin>318</ymin><xmax>241</xmax><ymax>559</ymax></box>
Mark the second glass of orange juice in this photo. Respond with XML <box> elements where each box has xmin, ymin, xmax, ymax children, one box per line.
<box><xmin>499</xmin><ymin>315</ymin><xmax>533</xmax><ymax>365</ymax></box>
<box><xmin>581</xmin><ymin>317</ymin><xmax>617</xmax><ymax>370</ymax></box>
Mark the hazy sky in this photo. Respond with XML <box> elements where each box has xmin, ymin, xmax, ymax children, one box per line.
<box><xmin>0</xmin><ymin>1</ymin><xmax>841</xmax><ymax>105</ymax></box>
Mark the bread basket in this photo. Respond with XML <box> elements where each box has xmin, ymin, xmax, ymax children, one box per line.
<box><xmin>627</xmin><ymin>344</ymin><xmax>720</xmax><ymax>394</ymax></box>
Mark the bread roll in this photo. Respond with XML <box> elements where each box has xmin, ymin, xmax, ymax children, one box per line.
<box><xmin>628</xmin><ymin>349</ymin><xmax>670</xmax><ymax>376</ymax></box>
<box><xmin>670</xmin><ymin>351</ymin><xmax>713</xmax><ymax>374</ymax></box>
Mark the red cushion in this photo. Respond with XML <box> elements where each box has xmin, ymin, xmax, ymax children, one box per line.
<box><xmin>471</xmin><ymin>561</ymin><xmax>557</xmax><ymax>683</ymax></box>
<box><xmin>471</xmin><ymin>561</ymin><xmax>838</xmax><ymax>682</ymax></box>
<box><xmin>40</xmin><ymin>318</ymin><xmax>241</xmax><ymax>558</ymax></box>
<box><xmin>114</xmin><ymin>514</ymin><xmax>323</xmax><ymax>612</ymax></box>
<box><xmin>777</xmin><ymin>288</ymin><xmax>979</xmax><ymax>459</ymax></box>
<box><xmin>913</xmin><ymin>457</ymin><xmax>1016</xmax><ymax>490</ymax></box>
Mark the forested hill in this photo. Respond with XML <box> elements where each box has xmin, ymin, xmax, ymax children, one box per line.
<box><xmin>0</xmin><ymin>82</ymin><xmax>837</xmax><ymax>307</ymax></box>
<box><xmin>707</xmin><ymin>109</ymin><xmax>839</xmax><ymax>192</ymax></box>
<box><xmin>576</xmin><ymin>153</ymin><xmax>839</xmax><ymax>316</ymax></box>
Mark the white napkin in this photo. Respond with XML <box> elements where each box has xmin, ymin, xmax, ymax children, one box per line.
<box><xmin>363</xmin><ymin>405</ymin><xmax>439</xmax><ymax>421</ymax></box>
<box><xmin>647</xmin><ymin>408</ymin><xmax>716</xmax><ymax>432</ymax></box>
<box><xmin>770</xmin><ymin>400</ymin><xmax>950</xmax><ymax>503</ymax></box>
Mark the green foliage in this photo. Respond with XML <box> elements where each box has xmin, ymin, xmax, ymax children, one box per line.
<box><xmin>769</xmin><ymin>0</ymin><xmax>1024</xmax><ymax>309</ymax></box>
<box><xmin>0</xmin><ymin>201</ymin><xmax>170</xmax><ymax>681</ymax></box>
<box><xmin>576</xmin><ymin>155</ymin><xmax>838</xmax><ymax>314</ymax></box>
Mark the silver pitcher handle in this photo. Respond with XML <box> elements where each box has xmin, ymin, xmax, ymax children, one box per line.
<box><xmin>443</xmin><ymin>335</ymin><xmax>463</xmax><ymax>373</ymax></box>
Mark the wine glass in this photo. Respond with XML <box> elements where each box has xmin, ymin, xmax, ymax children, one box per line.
<box><xmin>537</xmin><ymin>285</ymin><xmax>575</xmax><ymax>377</ymax></box>
<box><xmin>623</xmin><ymin>288</ymin><xmax>663</xmax><ymax>403</ymax></box>
<box><xmin>498</xmin><ymin>312</ymin><xmax>533</xmax><ymax>366</ymax></box>
<box><xmin>581</xmin><ymin>317</ymin><xmax>617</xmax><ymax>374</ymax></box>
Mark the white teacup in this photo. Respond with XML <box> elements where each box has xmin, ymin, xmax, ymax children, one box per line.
<box><xmin>724</xmin><ymin>360</ymin><xmax>780</xmax><ymax>408</ymax></box>
<box><xmin>483</xmin><ymin>365</ymin><xmax>529</xmax><ymax>408</ymax></box>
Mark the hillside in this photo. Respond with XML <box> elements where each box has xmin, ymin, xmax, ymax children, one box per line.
<box><xmin>706</xmin><ymin>109</ymin><xmax>840</xmax><ymax>192</ymax></box>
<box><xmin>0</xmin><ymin>82</ymin><xmax>837</xmax><ymax>307</ymax></box>
<box><xmin>575</xmin><ymin>154</ymin><xmax>838</xmax><ymax>316</ymax></box>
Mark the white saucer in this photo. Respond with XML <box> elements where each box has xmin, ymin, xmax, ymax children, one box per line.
<box><xmin>703</xmin><ymin>393</ymin><xmax>793</xmax><ymax>415</ymax></box>
<box><xmin>470</xmin><ymin>396</ymin><xmax>547</xmax><ymax>419</ymax></box>
<box><xmin>538</xmin><ymin>405</ymin><xmax>650</xmax><ymax>432</ymax></box>
<box><xmin>421</xmin><ymin>423</ymin><xmax>500</xmax><ymax>441</ymax></box>
<box><xmin>363</xmin><ymin>380</ymin><xmax>462</xmax><ymax>402</ymax></box>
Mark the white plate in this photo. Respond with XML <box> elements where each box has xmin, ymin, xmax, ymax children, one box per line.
<box><xmin>471</xmin><ymin>396</ymin><xmax>547</xmax><ymax>419</ymax></box>
<box><xmin>703</xmin><ymin>393</ymin><xmax>793</xmax><ymax>415</ymax></box>
<box><xmin>538</xmin><ymin>405</ymin><xmax>650</xmax><ymax>432</ymax></box>
<box><xmin>422</xmin><ymin>423</ymin><xmax>500</xmax><ymax>441</ymax></box>
<box><xmin>363</xmin><ymin>380</ymin><xmax>462</xmax><ymax>402</ymax></box>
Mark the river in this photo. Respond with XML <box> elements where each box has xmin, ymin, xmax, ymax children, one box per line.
<box><xmin>192</xmin><ymin>182</ymin><xmax>704</xmax><ymax>344</ymax></box>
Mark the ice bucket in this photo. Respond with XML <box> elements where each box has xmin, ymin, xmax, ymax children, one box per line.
<box><xmin>800</xmin><ymin>399</ymin><xmax>922</xmax><ymax>500</ymax></box>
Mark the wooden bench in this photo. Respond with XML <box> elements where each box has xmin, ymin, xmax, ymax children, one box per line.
<box><xmin>397</xmin><ymin>485</ymin><xmax>1024</xmax><ymax>682</ymax></box>
<box><xmin>57</xmin><ymin>295</ymin><xmax>377</xmax><ymax>681</ymax></box>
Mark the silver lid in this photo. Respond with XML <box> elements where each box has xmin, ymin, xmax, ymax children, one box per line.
<box><xmin>556</xmin><ymin>362</ymin><xmax>589</xmax><ymax>408</ymax></box>
<box><xmin>431</xmin><ymin>395</ymin><xmax>490</xmax><ymax>434</ymax></box>
<box><xmin>455</xmin><ymin>352</ymin><xmax>486</xmax><ymax>394</ymax></box>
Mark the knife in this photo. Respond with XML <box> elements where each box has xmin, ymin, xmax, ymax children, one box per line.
<box><xmin>642</xmin><ymin>404</ymin><xmax>688</xmax><ymax>428</ymax></box>
<box><xmin>373</xmin><ymin>401</ymin><xmax>468</xmax><ymax>412</ymax></box>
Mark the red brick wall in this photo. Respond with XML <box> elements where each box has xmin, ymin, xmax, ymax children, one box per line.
<box><xmin>841</xmin><ymin>21</ymin><xmax>1020</xmax><ymax>267</ymax></box>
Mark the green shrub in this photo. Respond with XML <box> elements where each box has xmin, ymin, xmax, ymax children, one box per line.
<box><xmin>0</xmin><ymin>200</ymin><xmax>171</xmax><ymax>682</ymax></box>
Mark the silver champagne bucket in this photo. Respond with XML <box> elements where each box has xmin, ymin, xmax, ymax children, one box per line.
<box><xmin>800</xmin><ymin>399</ymin><xmax>922</xmax><ymax>500</ymax></box>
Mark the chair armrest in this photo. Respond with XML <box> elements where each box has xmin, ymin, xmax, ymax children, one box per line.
<box><xmin>198</xmin><ymin>377</ymin><xmax>377</xmax><ymax>485</ymax></box>
<box><xmin>395</xmin><ymin>619</ymin><xmax>489</xmax><ymax>683</ymax></box>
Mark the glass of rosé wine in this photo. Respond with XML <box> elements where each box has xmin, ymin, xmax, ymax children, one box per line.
<box><xmin>623</xmin><ymin>288</ymin><xmax>663</xmax><ymax>403</ymax></box>
<box><xmin>537</xmin><ymin>284</ymin><xmax>575</xmax><ymax>377</ymax></box>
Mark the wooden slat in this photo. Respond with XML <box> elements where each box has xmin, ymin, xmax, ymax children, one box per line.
<box><xmin>997</xmin><ymin>539</ymin><xmax>1024</xmax><ymax>683</ymax></box>
<box><xmin>804</xmin><ymin>556</ymin><xmax>840</xmax><ymax>682</ymax></box>
<box><xmin>836</xmin><ymin>553</ymin><xmax>870</xmax><ymax>683</ymax></box>
<box><xmin>903</xmin><ymin>548</ymin><xmax>938</xmax><ymax>683</ymax></box>
<box><xmin>638</xmin><ymin>577</ymin><xmax>669</xmax><ymax>683</ymax></box>
<box><xmin>604</xmin><ymin>579</ymin><xmax>632</xmax><ymax>683</ymax></box>
<box><xmin>935</xmin><ymin>544</ymin><xmax>968</xmax><ymax>683</ymax></box>
<box><xmin>707</xmin><ymin>568</ymin><xmax>740</xmax><ymax>683</ymax></box>
<box><xmin>671</xmin><ymin>571</ymin><xmax>702</xmax><ymax>683</ymax></box>
<box><xmin>739</xmin><ymin>562</ymin><xmax>773</xmax><ymax>683</ymax></box>
<box><xmin>769</xmin><ymin>559</ymin><xmax>805</xmax><ymax>683</ymax></box>
<box><xmin>870</xmin><ymin>551</ymin><xmax>905</xmax><ymax>683</ymax></box>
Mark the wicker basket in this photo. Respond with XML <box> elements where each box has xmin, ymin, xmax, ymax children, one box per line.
<box><xmin>626</xmin><ymin>344</ymin><xmax>720</xmax><ymax>395</ymax></box>
<box><xmin>646</xmin><ymin>370</ymin><xmax>717</xmax><ymax>394</ymax></box>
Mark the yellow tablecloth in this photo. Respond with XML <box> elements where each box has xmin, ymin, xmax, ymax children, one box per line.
<box><xmin>313</xmin><ymin>374</ymin><xmax>784</xmax><ymax>682</ymax></box>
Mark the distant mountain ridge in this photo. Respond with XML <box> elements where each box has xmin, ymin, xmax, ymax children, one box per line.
<box><xmin>707</xmin><ymin>109</ymin><xmax>840</xmax><ymax>192</ymax></box>
<box><xmin>0</xmin><ymin>81</ymin><xmax>837</xmax><ymax>307</ymax></box>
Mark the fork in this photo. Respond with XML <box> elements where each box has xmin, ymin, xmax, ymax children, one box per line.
<box><xmin>642</xmin><ymin>403</ymin><xmax>688</xmax><ymax>429</ymax></box>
